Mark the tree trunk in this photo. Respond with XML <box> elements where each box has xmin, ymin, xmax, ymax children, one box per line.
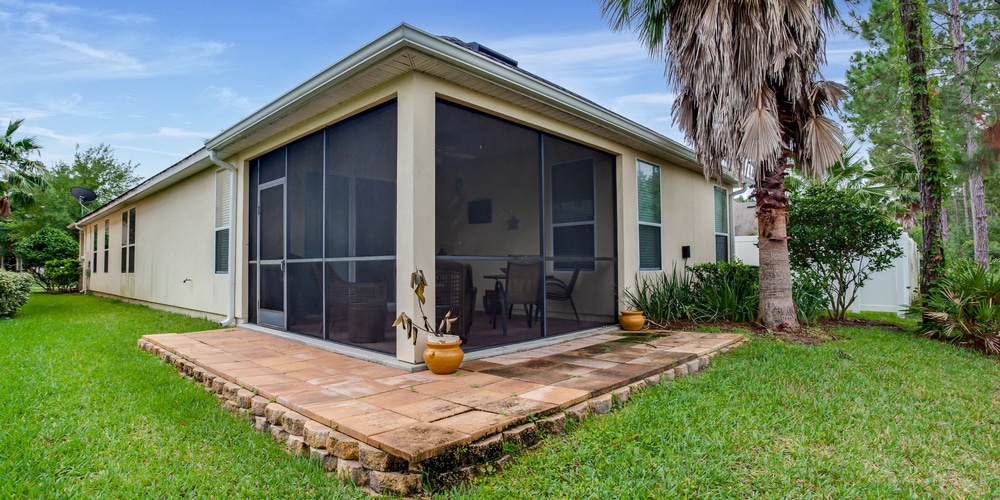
<box><xmin>899</xmin><ymin>0</ymin><xmax>948</xmax><ymax>296</ymax></box>
<box><xmin>947</xmin><ymin>0</ymin><xmax>989</xmax><ymax>268</ymax></box>
<box><xmin>961</xmin><ymin>182</ymin><xmax>970</xmax><ymax>235</ymax></box>
<box><xmin>941</xmin><ymin>200</ymin><xmax>949</xmax><ymax>241</ymax></box>
<box><xmin>754</xmin><ymin>165</ymin><xmax>798</xmax><ymax>329</ymax></box>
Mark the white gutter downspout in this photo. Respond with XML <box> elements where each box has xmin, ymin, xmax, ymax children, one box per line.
<box><xmin>209</xmin><ymin>150</ymin><xmax>237</xmax><ymax>327</ymax></box>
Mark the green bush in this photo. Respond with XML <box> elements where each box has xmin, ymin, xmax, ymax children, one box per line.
<box><xmin>44</xmin><ymin>258</ymin><xmax>80</xmax><ymax>293</ymax></box>
<box><xmin>909</xmin><ymin>258</ymin><xmax>1000</xmax><ymax>353</ymax></box>
<box><xmin>788</xmin><ymin>184</ymin><xmax>903</xmax><ymax>319</ymax></box>
<box><xmin>0</xmin><ymin>271</ymin><xmax>34</xmax><ymax>318</ymax></box>
<box><xmin>622</xmin><ymin>265</ymin><xmax>694</xmax><ymax>324</ymax></box>
<box><xmin>689</xmin><ymin>260</ymin><xmax>759</xmax><ymax>323</ymax></box>
<box><xmin>13</xmin><ymin>226</ymin><xmax>78</xmax><ymax>292</ymax></box>
<box><xmin>792</xmin><ymin>269</ymin><xmax>829</xmax><ymax>325</ymax></box>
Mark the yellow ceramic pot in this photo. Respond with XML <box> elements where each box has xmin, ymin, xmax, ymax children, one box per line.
<box><xmin>423</xmin><ymin>335</ymin><xmax>465</xmax><ymax>374</ymax></box>
<box><xmin>619</xmin><ymin>310</ymin><xmax>645</xmax><ymax>331</ymax></box>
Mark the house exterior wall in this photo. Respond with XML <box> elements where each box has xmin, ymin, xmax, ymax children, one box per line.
<box><xmin>78</xmin><ymin>68</ymin><xmax>730</xmax><ymax>364</ymax></box>
<box><xmin>83</xmin><ymin>168</ymin><xmax>229</xmax><ymax>319</ymax></box>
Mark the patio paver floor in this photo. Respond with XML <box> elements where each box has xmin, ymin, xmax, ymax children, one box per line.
<box><xmin>143</xmin><ymin>327</ymin><xmax>744</xmax><ymax>466</ymax></box>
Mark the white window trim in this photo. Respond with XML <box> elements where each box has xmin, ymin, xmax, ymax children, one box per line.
<box><xmin>637</xmin><ymin>159</ymin><xmax>662</xmax><ymax>271</ymax></box>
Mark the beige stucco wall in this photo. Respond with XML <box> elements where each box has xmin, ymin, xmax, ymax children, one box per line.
<box><xmin>83</xmin><ymin>168</ymin><xmax>229</xmax><ymax>319</ymax></box>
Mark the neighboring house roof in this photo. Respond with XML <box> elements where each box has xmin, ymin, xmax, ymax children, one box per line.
<box><xmin>75</xmin><ymin>23</ymin><xmax>715</xmax><ymax>227</ymax></box>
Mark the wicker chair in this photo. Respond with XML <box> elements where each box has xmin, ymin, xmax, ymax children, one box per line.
<box><xmin>327</xmin><ymin>269</ymin><xmax>387</xmax><ymax>327</ymax></box>
<box><xmin>435</xmin><ymin>261</ymin><xmax>477</xmax><ymax>342</ymax></box>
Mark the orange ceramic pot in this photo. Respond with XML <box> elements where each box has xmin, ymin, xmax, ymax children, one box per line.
<box><xmin>423</xmin><ymin>335</ymin><xmax>465</xmax><ymax>374</ymax></box>
<box><xmin>619</xmin><ymin>310</ymin><xmax>645</xmax><ymax>331</ymax></box>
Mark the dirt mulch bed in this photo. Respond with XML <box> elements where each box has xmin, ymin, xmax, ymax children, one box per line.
<box><xmin>645</xmin><ymin>316</ymin><xmax>910</xmax><ymax>346</ymax></box>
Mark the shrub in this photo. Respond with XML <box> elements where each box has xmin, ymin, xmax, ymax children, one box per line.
<box><xmin>688</xmin><ymin>260</ymin><xmax>759</xmax><ymax>323</ymax></box>
<box><xmin>622</xmin><ymin>265</ymin><xmax>693</xmax><ymax>324</ymax></box>
<box><xmin>788</xmin><ymin>184</ymin><xmax>903</xmax><ymax>319</ymax></box>
<box><xmin>13</xmin><ymin>226</ymin><xmax>78</xmax><ymax>292</ymax></box>
<box><xmin>793</xmin><ymin>268</ymin><xmax>829</xmax><ymax>325</ymax></box>
<box><xmin>0</xmin><ymin>271</ymin><xmax>34</xmax><ymax>318</ymax></box>
<box><xmin>909</xmin><ymin>259</ymin><xmax>1000</xmax><ymax>353</ymax></box>
<box><xmin>44</xmin><ymin>258</ymin><xmax>80</xmax><ymax>292</ymax></box>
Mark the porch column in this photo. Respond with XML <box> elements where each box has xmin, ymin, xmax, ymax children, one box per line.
<box><xmin>395</xmin><ymin>74</ymin><xmax>437</xmax><ymax>364</ymax></box>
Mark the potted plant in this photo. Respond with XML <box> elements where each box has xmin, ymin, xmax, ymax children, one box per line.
<box><xmin>393</xmin><ymin>269</ymin><xmax>464</xmax><ymax>374</ymax></box>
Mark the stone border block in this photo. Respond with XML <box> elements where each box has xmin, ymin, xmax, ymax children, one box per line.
<box><xmin>565</xmin><ymin>402</ymin><xmax>591</xmax><ymax>421</ymax></box>
<box><xmin>236</xmin><ymin>389</ymin><xmax>255</xmax><ymax>409</ymax></box>
<box><xmin>359</xmin><ymin>443</ymin><xmax>408</xmax><ymax>472</ymax></box>
<box><xmin>537</xmin><ymin>412</ymin><xmax>566</xmax><ymax>436</ymax></box>
<box><xmin>286</xmin><ymin>434</ymin><xmax>308</xmax><ymax>455</ymax></box>
<box><xmin>369</xmin><ymin>470</ymin><xmax>422</xmax><ymax>496</ymax></box>
<box><xmin>589</xmin><ymin>393</ymin><xmax>613</xmax><ymax>414</ymax></box>
<box><xmin>336</xmin><ymin>459</ymin><xmax>369</xmax><ymax>487</ymax></box>
<box><xmin>502</xmin><ymin>422</ymin><xmax>538</xmax><ymax>450</ymax></box>
<box><xmin>326</xmin><ymin>430</ymin><xmax>360</xmax><ymax>460</ymax></box>
<box><xmin>303</xmin><ymin>420</ymin><xmax>332</xmax><ymax>449</ymax></box>
<box><xmin>265</xmin><ymin>402</ymin><xmax>287</xmax><ymax>425</ymax></box>
<box><xmin>250</xmin><ymin>395</ymin><xmax>270</xmax><ymax>416</ymax></box>
<box><xmin>281</xmin><ymin>410</ymin><xmax>307</xmax><ymax>436</ymax></box>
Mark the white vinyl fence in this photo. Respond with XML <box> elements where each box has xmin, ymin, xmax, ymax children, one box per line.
<box><xmin>734</xmin><ymin>233</ymin><xmax>919</xmax><ymax>316</ymax></box>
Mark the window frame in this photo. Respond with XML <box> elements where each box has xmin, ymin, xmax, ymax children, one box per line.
<box><xmin>103</xmin><ymin>219</ymin><xmax>109</xmax><ymax>273</ymax></box>
<box><xmin>121</xmin><ymin>207</ymin><xmax>136</xmax><ymax>274</ymax></box>
<box><xmin>714</xmin><ymin>186</ymin><xmax>730</xmax><ymax>262</ymax></box>
<box><xmin>637</xmin><ymin>159</ymin><xmax>662</xmax><ymax>271</ymax></box>
<box><xmin>92</xmin><ymin>224</ymin><xmax>98</xmax><ymax>273</ymax></box>
<box><xmin>214</xmin><ymin>168</ymin><xmax>231</xmax><ymax>274</ymax></box>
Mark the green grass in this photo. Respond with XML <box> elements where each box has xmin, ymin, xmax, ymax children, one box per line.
<box><xmin>5</xmin><ymin>294</ymin><xmax>1000</xmax><ymax>498</ymax></box>
<box><xmin>447</xmin><ymin>318</ymin><xmax>1000</xmax><ymax>498</ymax></box>
<box><xmin>0</xmin><ymin>293</ymin><xmax>364</xmax><ymax>499</ymax></box>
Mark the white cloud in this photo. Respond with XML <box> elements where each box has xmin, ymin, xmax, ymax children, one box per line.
<box><xmin>39</xmin><ymin>33</ymin><xmax>145</xmax><ymax>74</ymax></box>
<box><xmin>156</xmin><ymin>127</ymin><xmax>210</xmax><ymax>138</ymax></box>
<box><xmin>0</xmin><ymin>2</ymin><xmax>229</xmax><ymax>82</ymax></box>
<box><xmin>20</xmin><ymin>124</ymin><xmax>94</xmax><ymax>145</ymax></box>
<box><xmin>207</xmin><ymin>86</ymin><xmax>253</xmax><ymax>110</ymax></box>
<box><xmin>614</xmin><ymin>92</ymin><xmax>677</xmax><ymax>107</ymax></box>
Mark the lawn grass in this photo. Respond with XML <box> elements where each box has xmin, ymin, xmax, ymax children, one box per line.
<box><xmin>0</xmin><ymin>293</ymin><xmax>365</xmax><ymax>499</ymax></box>
<box><xmin>4</xmin><ymin>293</ymin><xmax>1000</xmax><ymax>498</ymax></box>
<box><xmin>447</xmin><ymin>317</ymin><xmax>1000</xmax><ymax>498</ymax></box>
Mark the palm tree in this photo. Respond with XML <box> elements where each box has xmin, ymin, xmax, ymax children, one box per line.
<box><xmin>0</xmin><ymin>119</ymin><xmax>46</xmax><ymax>219</ymax></box>
<box><xmin>602</xmin><ymin>0</ymin><xmax>846</xmax><ymax>328</ymax></box>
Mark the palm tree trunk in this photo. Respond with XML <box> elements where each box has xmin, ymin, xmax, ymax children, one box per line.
<box><xmin>899</xmin><ymin>0</ymin><xmax>948</xmax><ymax>295</ymax></box>
<box><xmin>754</xmin><ymin>164</ymin><xmax>797</xmax><ymax>329</ymax></box>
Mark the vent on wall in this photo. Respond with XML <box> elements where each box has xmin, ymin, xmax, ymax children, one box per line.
<box><xmin>467</xmin><ymin>42</ymin><xmax>518</xmax><ymax>67</ymax></box>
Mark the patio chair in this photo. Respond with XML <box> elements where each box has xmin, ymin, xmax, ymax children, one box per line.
<box><xmin>546</xmin><ymin>262</ymin><xmax>582</xmax><ymax>324</ymax></box>
<box><xmin>435</xmin><ymin>261</ymin><xmax>477</xmax><ymax>342</ymax></box>
<box><xmin>502</xmin><ymin>260</ymin><xmax>543</xmax><ymax>328</ymax></box>
<box><xmin>326</xmin><ymin>269</ymin><xmax>387</xmax><ymax>326</ymax></box>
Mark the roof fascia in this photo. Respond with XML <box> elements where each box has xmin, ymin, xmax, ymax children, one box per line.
<box><xmin>205</xmin><ymin>23</ymin><xmax>701</xmax><ymax>171</ymax></box>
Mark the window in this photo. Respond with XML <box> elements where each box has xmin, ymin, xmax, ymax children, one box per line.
<box><xmin>714</xmin><ymin>186</ymin><xmax>729</xmax><ymax>262</ymax></box>
<box><xmin>121</xmin><ymin>207</ymin><xmax>135</xmax><ymax>273</ymax></box>
<box><xmin>103</xmin><ymin>219</ymin><xmax>109</xmax><ymax>273</ymax></box>
<box><xmin>214</xmin><ymin>169</ymin><xmax>231</xmax><ymax>274</ymax></box>
<box><xmin>92</xmin><ymin>224</ymin><xmax>98</xmax><ymax>273</ymax></box>
<box><xmin>637</xmin><ymin>160</ymin><xmax>661</xmax><ymax>270</ymax></box>
<box><xmin>551</xmin><ymin>160</ymin><xmax>595</xmax><ymax>271</ymax></box>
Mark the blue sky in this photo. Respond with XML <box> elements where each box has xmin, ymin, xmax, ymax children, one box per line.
<box><xmin>1</xmin><ymin>0</ymin><xmax>867</xmax><ymax>181</ymax></box>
